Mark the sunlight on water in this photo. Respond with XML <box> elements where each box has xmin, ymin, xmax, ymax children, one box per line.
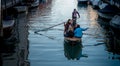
<box><xmin>51</xmin><ymin>0</ymin><xmax>78</xmax><ymax>20</ymax></box>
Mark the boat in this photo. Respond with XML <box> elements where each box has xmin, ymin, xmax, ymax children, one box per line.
<box><xmin>98</xmin><ymin>5</ymin><xmax>120</xmax><ymax>20</ymax></box>
<box><xmin>29</xmin><ymin>0</ymin><xmax>39</xmax><ymax>8</ymax></box>
<box><xmin>64</xmin><ymin>37</ymin><xmax>83</xmax><ymax>60</ymax></box>
<box><xmin>102</xmin><ymin>0</ymin><xmax>120</xmax><ymax>9</ymax></box>
<box><xmin>110</xmin><ymin>14</ymin><xmax>120</xmax><ymax>40</ymax></box>
<box><xmin>90</xmin><ymin>0</ymin><xmax>100</xmax><ymax>9</ymax></box>
<box><xmin>105</xmin><ymin>14</ymin><xmax>120</xmax><ymax>54</ymax></box>
<box><xmin>78</xmin><ymin>0</ymin><xmax>88</xmax><ymax>4</ymax></box>
<box><xmin>98</xmin><ymin>1</ymin><xmax>108</xmax><ymax>9</ymax></box>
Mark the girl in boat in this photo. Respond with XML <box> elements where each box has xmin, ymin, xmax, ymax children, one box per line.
<box><xmin>64</xmin><ymin>19</ymin><xmax>74</xmax><ymax>38</ymax></box>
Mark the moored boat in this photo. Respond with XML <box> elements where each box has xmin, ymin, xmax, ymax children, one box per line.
<box><xmin>29</xmin><ymin>0</ymin><xmax>39</xmax><ymax>8</ymax></box>
<box><xmin>98</xmin><ymin>1</ymin><xmax>108</xmax><ymax>9</ymax></box>
<box><xmin>110</xmin><ymin>14</ymin><xmax>120</xmax><ymax>40</ymax></box>
<box><xmin>98</xmin><ymin>5</ymin><xmax>120</xmax><ymax>20</ymax></box>
<box><xmin>90</xmin><ymin>0</ymin><xmax>100</xmax><ymax>9</ymax></box>
<box><xmin>105</xmin><ymin>14</ymin><xmax>120</xmax><ymax>54</ymax></box>
<box><xmin>78</xmin><ymin>0</ymin><xmax>88</xmax><ymax>4</ymax></box>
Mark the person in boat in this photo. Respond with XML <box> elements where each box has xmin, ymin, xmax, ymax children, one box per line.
<box><xmin>64</xmin><ymin>19</ymin><xmax>74</xmax><ymax>38</ymax></box>
<box><xmin>74</xmin><ymin>24</ymin><xmax>88</xmax><ymax>38</ymax></box>
<box><xmin>64</xmin><ymin>19</ymin><xmax>72</xmax><ymax>33</ymax></box>
<box><xmin>72</xmin><ymin>9</ymin><xmax>80</xmax><ymax>26</ymax></box>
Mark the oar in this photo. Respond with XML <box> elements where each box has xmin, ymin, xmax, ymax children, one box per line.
<box><xmin>34</xmin><ymin>22</ymin><xmax>65</xmax><ymax>33</ymax></box>
<box><xmin>83</xmin><ymin>33</ymin><xmax>96</xmax><ymax>36</ymax></box>
<box><xmin>35</xmin><ymin>32</ymin><xmax>55</xmax><ymax>40</ymax></box>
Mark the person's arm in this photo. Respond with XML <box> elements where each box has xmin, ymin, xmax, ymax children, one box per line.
<box><xmin>72</xmin><ymin>12</ymin><xmax>74</xmax><ymax>17</ymax></box>
<box><xmin>77</xmin><ymin>12</ymin><xmax>80</xmax><ymax>18</ymax></box>
<box><xmin>81</xmin><ymin>27</ymin><xmax>89</xmax><ymax>31</ymax></box>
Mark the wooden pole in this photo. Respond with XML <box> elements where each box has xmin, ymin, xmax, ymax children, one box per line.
<box><xmin>0</xmin><ymin>0</ymin><xmax>4</xmax><ymax>51</ymax></box>
<box><xmin>0</xmin><ymin>0</ymin><xmax>3</xmax><ymax>39</ymax></box>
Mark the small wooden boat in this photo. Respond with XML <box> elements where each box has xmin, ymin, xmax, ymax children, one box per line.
<box><xmin>64</xmin><ymin>37</ymin><xmax>83</xmax><ymax>60</ymax></box>
<box><xmin>64</xmin><ymin>37</ymin><xmax>82</xmax><ymax>45</ymax></box>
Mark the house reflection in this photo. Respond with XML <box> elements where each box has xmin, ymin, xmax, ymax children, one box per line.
<box><xmin>105</xmin><ymin>29</ymin><xmax>120</xmax><ymax>55</ymax></box>
<box><xmin>1</xmin><ymin>12</ymin><xmax>30</xmax><ymax>66</ymax></box>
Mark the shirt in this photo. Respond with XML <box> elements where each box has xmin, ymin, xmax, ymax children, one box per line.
<box><xmin>74</xmin><ymin>27</ymin><xmax>88</xmax><ymax>38</ymax></box>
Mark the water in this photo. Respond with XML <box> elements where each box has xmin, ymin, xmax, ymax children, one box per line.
<box><xmin>27</xmin><ymin>0</ymin><xmax>120</xmax><ymax>66</ymax></box>
<box><xmin>2</xmin><ymin>0</ymin><xmax>119</xmax><ymax>66</ymax></box>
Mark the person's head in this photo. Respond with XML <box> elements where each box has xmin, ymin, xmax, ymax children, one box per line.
<box><xmin>74</xmin><ymin>9</ymin><xmax>76</xmax><ymax>12</ymax></box>
<box><xmin>77</xmin><ymin>24</ymin><xmax>80</xmax><ymax>28</ymax></box>
<box><xmin>75</xmin><ymin>24</ymin><xmax>80</xmax><ymax>28</ymax></box>
<box><xmin>67</xmin><ymin>19</ymin><xmax>72</xmax><ymax>24</ymax></box>
<box><xmin>68</xmin><ymin>19</ymin><xmax>71</xmax><ymax>22</ymax></box>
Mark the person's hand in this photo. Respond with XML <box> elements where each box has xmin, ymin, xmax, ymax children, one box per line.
<box><xmin>85</xmin><ymin>27</ymin><xmax>89</xmax><ymax>30</ymax></box>
<box><xmin>86</xmin><ymin>27</ymin><xmax>89</xmax><ymax>29</ymax></box>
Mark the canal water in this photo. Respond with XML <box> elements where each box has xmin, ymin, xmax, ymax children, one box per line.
<box><xmin>27</xmin><ymin>0</ymin><xmax>120</xmax><ymax>66</ymax></box>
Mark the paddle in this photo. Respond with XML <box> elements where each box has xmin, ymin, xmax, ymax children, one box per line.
<box><xmin>35</xmin><ymin>32</ymin><xmax>55</xmax><ymax>40</ymax></box>
<box><xmin>34</xmin><ymin>22</ymin><xmax>65</xmax><ymax>33</ymax></box>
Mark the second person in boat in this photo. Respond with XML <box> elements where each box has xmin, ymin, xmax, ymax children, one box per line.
<box><xmin>74</xmin><ymin>24</ymin><xmax>88</xmax><ymax>38</ymax></box>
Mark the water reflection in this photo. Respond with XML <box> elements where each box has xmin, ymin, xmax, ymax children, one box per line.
<box><xmin>104</xmin><ymin>29</ymin><xmax>120</xmax><ymax>55</ymax></box>
<box><xmin>1</xmin><ymin>12</ymin><xmax>29</xmax><ymax>66</ymax></box>
<box><xmin>64</xmin><ymin>40</ymin><xmax>88</xmax><ymax>60</ymax></box>
<box><xmin>97</xmin><ymin>10</ymin><xmax>120</xmax><ymax>60</ymax></box>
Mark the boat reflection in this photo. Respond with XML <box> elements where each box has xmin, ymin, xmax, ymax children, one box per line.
<box><xmin>64</xmin><ymin>38</ymin><xmax>88</xmax><ymax>60</ymax></box>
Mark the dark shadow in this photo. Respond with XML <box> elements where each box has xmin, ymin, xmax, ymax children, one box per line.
<box><xmin>64</xmin><ymin>40</ymin><xmax>88</xmax><ymax>60</ymax></box>
<box><xmin>0</xmin><ymin>53</ymin><xmax>3</xmax><ymax>66</ymax></box>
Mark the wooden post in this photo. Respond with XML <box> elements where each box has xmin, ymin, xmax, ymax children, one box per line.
<box><xmin>0</xmin><ymin>0</ymin><xmax>4</xmax><ymax>53</ymax></box>
<box><xmin>0</xmin><ymin>0</ymin><xmax>3</xmax><ymax>39</ymax></box>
